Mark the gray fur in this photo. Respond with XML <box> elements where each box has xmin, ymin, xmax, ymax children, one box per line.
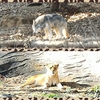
<box><xmin>32</xmin><ymin>14</ymin><xmax>69</xmax><ymax>40</ymax></box>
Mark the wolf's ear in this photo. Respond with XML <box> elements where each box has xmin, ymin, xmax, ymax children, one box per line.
<box><xmin>33</xmin><ymin>20</ymin><xmax>35</xmax><ymax>24</ymax></box>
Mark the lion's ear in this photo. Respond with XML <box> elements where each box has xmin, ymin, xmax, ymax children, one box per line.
<box><xmin>57</xmin><ymin>64</ymin><xmax>59</xmax><ymax>66</ymax></box>
<box><xmin>55</xmin><ymin>64</ymin><xmax>59</xmax><ymax>68</ymax></box>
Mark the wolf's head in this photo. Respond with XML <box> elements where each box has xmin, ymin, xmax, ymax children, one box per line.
<box><xmin>45</xmin><ymin>64</ymin><xmax>59</xmax><ymax>75</ymax></box>
<box><xmin>32</xmin><ymin>20</ymin><xmax>42</xmax><ymax>34</ymax></box>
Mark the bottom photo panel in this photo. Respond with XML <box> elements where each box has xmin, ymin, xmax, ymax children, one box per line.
<box><xmin>0</xmin><ymin>51</ymin><xmax>100</xmax><ymax>99</ymax></box>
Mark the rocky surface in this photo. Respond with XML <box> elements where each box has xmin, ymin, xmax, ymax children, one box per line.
<box><xmin>0</xmin><ymin>51</ymin><xmax>100</xmax><ymax>98</ymax></box>
<box><xmin>0</xmin><ymin>51</ymin><xmax>100</xmax><ymax>85</ymax></box>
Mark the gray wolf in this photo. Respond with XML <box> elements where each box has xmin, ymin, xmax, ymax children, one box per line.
<box><xmin>20</xmin><ymin>64</ymin><xmax>62</xmax><ymax>90</ymax></box>
<box><xmin>32</xmin><ymin>14</ymin><xmax>69</xmax><ymax>40</ymax></box>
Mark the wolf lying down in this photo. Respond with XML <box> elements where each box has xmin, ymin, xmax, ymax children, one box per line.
<box><xmin>19</xmin><ymin>64</ymin><xmax>63</xmax><ymax>90</ymax></box>
<box><xmin>32</xmin><ymin>14</ymin><xmax>69</xmax><ymax>40</ymax></box>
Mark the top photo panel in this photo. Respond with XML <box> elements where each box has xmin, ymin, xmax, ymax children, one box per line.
<box><xmin>0</xmin><ymin>0</ymin><xmax>100</xmax><ymax>51</ymax></box>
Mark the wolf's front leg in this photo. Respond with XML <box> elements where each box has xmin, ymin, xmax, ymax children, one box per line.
<box><xmin>58</xmin><ymin>28</ymin><xmax>63</xmax><ymax>39</ymax></box>
<box><xmin>48</xmin><ymin>30</ymin><xmax>53</xmax><ymax>41</ymax></box>
<box><xmin>54</xmin><ymin>28</ymin><xmax>62</xmax><ymax>39</ymax></box>
<box><xmin>44</xmin><ymin>30</ymin><xmax>52</xmax><ymax>40</ymax></box>
<box><xmin>43</xmin><ymin>29</ymin><xmax>49</xmax><ymax>40</ymax></box>
<box><xmin>44</xmin><ymin>24</ymin><xmax>53</xmax><ymax>40</ymax></box>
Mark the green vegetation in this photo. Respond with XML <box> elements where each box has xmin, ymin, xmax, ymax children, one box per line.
<box><xmin>32</xmin><ymin>92</ymin><xmax>61</xmax><ymax>98</ymax></box>
<box><xmin>42</xmin><ymin>93</ymin><xmax>61</xmax><ymax>98</ymax></box>
<box><xmin>86</xmin><ymin>85</ymin><xmax>100</xmax><ymax>98</ymax></box>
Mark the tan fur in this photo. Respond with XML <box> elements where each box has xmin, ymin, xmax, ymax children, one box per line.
<box><xmin>53</xmin><ymin>28</ymin><xmax>69</xmax><ymax>39</ymax></box>
<box><xmin>20</xmin><ymin>64</ymin><xmax>62</xmax><ymax>90</ymax></box>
